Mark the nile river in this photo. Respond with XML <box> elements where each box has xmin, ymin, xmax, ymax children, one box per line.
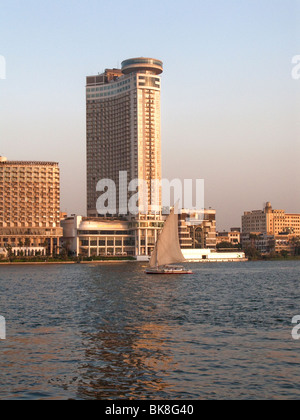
<box><xmin>0</xmin><ymin>260</ymin><xmax>300</xmax><ymax>400</ymax></box>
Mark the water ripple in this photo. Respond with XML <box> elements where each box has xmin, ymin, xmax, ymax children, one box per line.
<box><xmin>0</xmin><ymin>260</ymin><xmax>300</xmax><ymax>399</ymax></box>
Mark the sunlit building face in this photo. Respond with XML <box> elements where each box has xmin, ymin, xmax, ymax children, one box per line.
<box><xmin>86</xmin><ymin>57</ymin><xmax>163</xmax><ymax>217</ymax></box>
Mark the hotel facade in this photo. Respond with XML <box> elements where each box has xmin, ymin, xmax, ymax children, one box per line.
<box><xmin>0</xmin><ymin>156</ymin><xmax>62</xmax><ymax>256</ymax></box>
<box><xmin>86</xmin><ymin>57</ymin><xmax>163</xmax><ymax>217</ymax></box>
<box><xmin>83</xmin><ymin>57</ymin><xmax>165</xmax><ymax>258</ymax></box>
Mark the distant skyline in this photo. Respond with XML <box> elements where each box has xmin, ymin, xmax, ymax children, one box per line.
<box><xmin>0</xmin><ymin>0</ymin><xmax>299</xmax><ymax>230</ymax></box>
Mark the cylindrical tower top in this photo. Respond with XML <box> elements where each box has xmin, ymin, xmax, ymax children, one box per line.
<box><xmin>121</xmin><ymin>57</ymin><xmax>163</xmax><ymax>75</ymax></box>
<box><xmin>265</xmin><ymin>202</ymin><xmax>272</xmax><ymax>213</ymax></box>
<box><xmin>0</xmin><ymin>156</ymin><xmax>7</xmax><ymax>162</ymax></box>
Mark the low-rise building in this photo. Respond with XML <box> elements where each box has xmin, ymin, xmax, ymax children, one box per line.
<box><xmin>61</xmin><ymin>216</ymin><xmax>135</xmax><ymax>257</ymax></box>
<box><xmin>274</xmin><ymin>234</ymin><xmax>295</xmax><ymax>255</ymax></box>
<box><xmin>241</xmin><ymin>232</ymin><xmax>298</xmax><ymax>256</ymax></box>
<box><xmin>61</xmin><ymin>209</ymin><xmax>217</xmax><ymax>259</ymax></box>
<box><xmin>182</xmin><ymin>249</ymin><xmax>246</xmax><ymax>262</ymax></box>
<box><xmin>61</xmin><ymin>214</ymin><xmax>164</xmax><ymax>258</ymax></box>
<box><xmin>216</xmin><ymin>228</ymin><xmax>241</xmax><ymax>246</ymax></box>
<box><xmin>179</xmin><ymin>209</ymin><xmax>217</xmax><ymax>250</ymax></box>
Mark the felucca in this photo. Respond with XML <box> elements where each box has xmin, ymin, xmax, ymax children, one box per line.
<box><xmin>145</xmin><ymin>206</ymin><xmax>193</xmax><ymax>275</ymax></box>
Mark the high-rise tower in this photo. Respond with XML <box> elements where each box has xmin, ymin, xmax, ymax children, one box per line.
<box><xmin>86</xmin><ymin>57</ymin><xmax>163</xmax><ymax>217</ymax></box>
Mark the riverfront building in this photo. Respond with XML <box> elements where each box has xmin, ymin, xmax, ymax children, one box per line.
<box><xmin>242</xmin><ymin>202</ymin><xmax>300</xmax><ymax>236</ymax></box>
<box><xmin>216</xmin><ymin>229</ymin><xmax>241</xmax><ymax>247</ymax></box>
<box><xmin>61</xmin><ymin>211</ymin><xmax>220</xmax><ymax>259</ymax></box>
<box><xmin>85</xmin><ymin>57</ymin><xmax>165</xmax><ymax>259</ymax></box>
<box><xmin>61</xmin><ymin>215</ymin><xmax>164</xmax><ymax>258</ymax></box>
<box><xmin>178</xmin><ymin>209</ymin><xmax>217</xmax><ymax>250</ymax></box>
<box><xmin>86</xmin><ymin>57</ymin><xmax>163</xmax><ymax>217</ymax></box>
<box><xmin>241</xmin><ymin>202</ymin><xmax>300</xmax><ymax>255</ymax></box>
<box><xmin>0</xmin><ymin>156</ymin><xmax>62</xmax><ymax>256</ymax></box>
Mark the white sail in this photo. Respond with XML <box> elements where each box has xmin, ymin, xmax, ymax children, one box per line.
<box><xmin>149</xmin><ymin>206</ymin><xmax>185</xmax><ymax>268</ymax></box>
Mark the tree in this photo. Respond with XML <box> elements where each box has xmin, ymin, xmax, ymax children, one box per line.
<box><xmin>291</xmin><ymin>236</ymin><xmax>300</xmax><ymax>256</ymax></box>
<box><xmin>217</xmin><ymin>241</ymin><xmax>241</xmax><ymax>251</ymax></box>
<box><xmin>244</xmin><ymin>245</ymin><xmax>261</xmax><ymax>259</ymax></box>
<box><xmin>280</xmin><ymin>250</ymin><xmax>289</xmax><ymax>259</ymax></box>
<box><xmin>4</xmin><ymin>243</ymin><xmax>12</xmax><ymax>258</ymax></box>
<box><xmin>42</xmin><ymin>239</ymin><xmax>49</xmax><ymax>256</ymax></box>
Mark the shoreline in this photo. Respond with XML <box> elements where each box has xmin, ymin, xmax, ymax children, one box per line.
<box><xmin>0</xmin><ymin>260</ymin><xmax>137</xmax><ymax>266</ymax></box>
<box><xmin>1</xmin><ymin>257</ymin><xmax>300</xmax><ymax>266</ymax></box>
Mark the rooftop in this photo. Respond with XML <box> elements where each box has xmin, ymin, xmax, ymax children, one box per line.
<box><xmin>121</xmin><ymin>57</ymin><xmax>163</xmax><ymax>75</ymax></box>
<box><xmin>0</xmin><ymin>159</ymin><xmax>59</xmax><ymax>166</ymax></box>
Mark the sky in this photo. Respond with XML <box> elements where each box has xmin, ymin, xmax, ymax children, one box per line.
<box><xmin>0</xmin><ymin>0</ymin><xmax>299</xmax><ymax>230</ymax></box>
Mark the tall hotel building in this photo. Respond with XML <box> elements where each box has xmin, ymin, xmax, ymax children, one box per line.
<box><xmin>0</xmin><ymin>156</ymin><xmax>62</xmax><ymax>256</ymax></box>
<box><xmin>82</xmin><ymin>57</ymin><xmax>164</xmax><ymax>258</ymax></box>
<box><xmin>86</xmin><ymin>57</ymin><xmax>163</xmax><ymax>217</ymax></box>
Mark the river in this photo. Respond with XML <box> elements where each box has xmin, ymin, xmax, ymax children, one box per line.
<box><xmin>0</xmin><ymin>260</ymin><xmax>299</xmax><ymax>400</ymax></box>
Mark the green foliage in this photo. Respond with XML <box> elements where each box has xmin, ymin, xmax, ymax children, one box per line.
<box><xmin>216</xmin><ymin>241</ymin><xmax>242</xmax><ymax>251</ymax></box>
<box><xmin>280</xmin><ymin>250</ymin><xmax>289</xmax><ymax>258</ymax></box>
<box><xmin>0</xmin><ymin>255</ymin><xmax>136</xmax><ymax>264</ymax></box>
<box><xmin>244</xmin><ymin>245</ymin><xmax>261</xmax><ymax>260</ymax></box>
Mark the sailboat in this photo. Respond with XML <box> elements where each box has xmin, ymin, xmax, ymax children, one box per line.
<box><xmin>145</xmin><ymin>206</ymin><xmax>193</xmax><ymax>275</ymax></box>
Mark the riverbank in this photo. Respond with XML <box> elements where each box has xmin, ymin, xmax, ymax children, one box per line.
<box><xmin>0</xmin><ymin>256</ymin><xmax>136</xmax><ymax>265</ymax></box>
<box><xmin>247</xmin><ymin>255</ymin><xmax>300</xmax><ymax>262</ymax></box>
<box><xmin>0</xmin><ymin>261</ymin><xmax>137</xmax><ymax>265</ymax></box>
<box><xmin>1</xmin><ymin>255</ymin><xmax>299</xmax><ymax>265</ymax></box>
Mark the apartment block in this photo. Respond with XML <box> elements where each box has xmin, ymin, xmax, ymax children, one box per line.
<box><xmin>0</xmin><ymin>156</ymin><xmax>62</xmax><ymax>255</ymax></box>
<box><xmin>242</xmin><ymin>202</ymin><xmax>300</xmax><ymax>235</ymax></box>
<box><xmin>241</xmin><ymin>232</ymin><xmax>297</xmax><ymax>256</ymax></box>
<box><xmin>216</xmin><ymin>229</ymin><xmax>241</xmax><ymax>246</ymax></box>
<box><xmin>179</xmin><ymin>209</ymin><xmax>217</xmax><ymax>250</ymax></box>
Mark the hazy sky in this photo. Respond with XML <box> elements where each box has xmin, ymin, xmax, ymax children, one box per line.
<box><xmin>0</xmin><ymin>0</ymin><xmax>299</xmax><ymax>230</ymax></box>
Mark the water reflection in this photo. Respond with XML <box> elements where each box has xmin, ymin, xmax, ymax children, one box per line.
<box><xmin>1</xmin><ymin>261</ymin><xmax>300</xmax><ymax>400</ymax></box>
<box><xmin>77</xmin><ymin>323</ymin><xmax>176</xmax><ymax>400</ymax></box>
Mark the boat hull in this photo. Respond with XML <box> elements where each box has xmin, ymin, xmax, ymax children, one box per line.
<box><xmin>145</xmin><ymin>268</ymin><xmax>193</xmax><ymax>275</ymax></box>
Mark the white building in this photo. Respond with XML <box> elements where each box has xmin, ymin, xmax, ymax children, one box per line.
<box><xmin>61</xmin><ymin>215</ymin><xmax>165</xmax><ymax>258</ymax></box>
<box><xmin>182</xmin><ymin>249</ymin><xmax>247</xmax><ymax>262</ymax></box>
